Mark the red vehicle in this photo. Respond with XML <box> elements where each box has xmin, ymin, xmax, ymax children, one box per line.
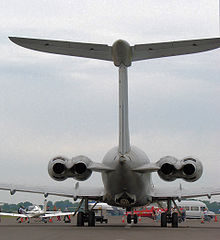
<box><xmin>126</xmin><ymin>206</ymin><xmax>165</xmax><ymax>218</ymax></box>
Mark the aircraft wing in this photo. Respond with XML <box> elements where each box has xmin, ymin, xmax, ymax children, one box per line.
<box><xmin>132</xmin><ymin>37</ymin><xmax>220</xmax><ymax>61</ymax></box>
<box><xmin>0</xmin><ymin>183</ymin><xmax>104</xmax><ymax>200</ymax></box>
<box><xmin>40</xmin><ymin>211</ymin><xmax>76</xmax><ymax>218</ymax></box>
<box><xmin>0</xmin><ymin>212</ymin><xmax>27</xmax><ymax>218</ymax></box>
<box><xmin>9</xmin><ymin>37</ymin><xmax>112</xmax><ymax>62</ymax></box>
<box><xmin>151</xmin><ymin>185</ymin><xmax>220</xmax><ymax>200</ymax></box>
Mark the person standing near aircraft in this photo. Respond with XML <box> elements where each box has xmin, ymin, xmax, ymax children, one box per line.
<box><xmin>63</xmin><ymin>207</ymin><xmax>71</xmax><ymax>223</ymax></box>
<box><xmin>155</xmin><ymin>208</ymin><xmax>161</xmax><ymax>222</ymax></box>
<box><xmin>181</xmin><ymin>208</ymin><xmax>186</xmax><ymax>222</ymax></box>
<box><xmin>16</xmin><ymin>205</ymin><xmax>25</xmax><ymax>223</ymax></box>
<box><xmin>203</xmin><ymin>208</ymin><xmax>210</xmax><ymax>222</ymax></box>
<box><xmin>57</xmin><ymin>209</ymin><xmax>61</xmax><ymax>221</ymax></box>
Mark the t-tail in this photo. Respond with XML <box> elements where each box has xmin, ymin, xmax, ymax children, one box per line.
<box><xmin>9</xmin><ymin>36</ymin><xmax>220</xmax><ymax>157</ymax></box>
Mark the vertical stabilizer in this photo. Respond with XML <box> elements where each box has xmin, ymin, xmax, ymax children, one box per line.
<box><xmin>118</xmin><ymin>65</ymin><xmax>131</xmax><ymax>154</ymax></box>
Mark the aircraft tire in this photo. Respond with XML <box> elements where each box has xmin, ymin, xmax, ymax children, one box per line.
<box><xmin>88</xmin><ymin>211</ymin><xmax>95</xmax><ymax>227</ymax></box>
<box><xmin>161</xmin><ymin>212</ymin><xmax>167</xmax><ymax>227</ymax></box>
<box><xmin>172</xmin><ymin>212</ymin><xmax>178</xmax><ymax>228</ymax></box>
<box><xmin>77</xmin><ymin>211</ymin><xmax>85</xmax><ymax>227</ymax></box>
<box><xmin>127</xmin><ymin>214</ymin><xmax>132</xmax><ymax>224</ymax></box>
<box><xmin>133</xmin><ymin>214</ymin><xmax>138</xmax><ymax>224</ymax></box>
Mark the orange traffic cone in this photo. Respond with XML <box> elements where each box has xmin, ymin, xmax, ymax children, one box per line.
<box><xmin>201</xmin><ymin>217</ymin><xmax>204</xmax><ymax>224</ymax></box>
<box><xmin>214</xmin><ymin>215</ymin><xmax>218</xmax><ymax>222</ymax></box>
<box><xmin>122</xmin><ymin>216</ymin><xmax>125</xmax><ymax>223</ymax></box>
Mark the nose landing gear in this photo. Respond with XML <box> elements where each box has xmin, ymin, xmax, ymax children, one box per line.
<box><xmin>126</xmin><ymin>207</ymin><xmax>138</xmax><ymax>224</ymax></box>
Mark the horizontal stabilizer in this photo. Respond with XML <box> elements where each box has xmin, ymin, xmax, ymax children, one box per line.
<box><xmin>132</xmin><ymin>163</ymin><xmax>160</xmax><ymax>173</ymax></box>
<box><xmin>9</xmin><ymin>37</ymin><xmax>220</xmax><ymax>63</ymax></box>
<box><xmin>132</xmin><ymin>37</ymin><xmax>220</xmax><ymax>61</ymax></box>
<box><xmin>88</xmin><ymin>162</ymin><xmax>114</xmax><ymax>172</ymax></box>
<box><xmin>9</xmin><ymin>37</ymin><xmax>112</xmax><ymax>62</ymax></box>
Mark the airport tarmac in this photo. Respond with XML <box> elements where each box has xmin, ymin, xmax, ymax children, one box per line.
<box><xmin>0</xmin><ymin>216</ymin><xmax>220</xmax><ymax>240</ymax></box>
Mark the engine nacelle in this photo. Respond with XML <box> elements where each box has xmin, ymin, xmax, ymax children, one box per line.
<box><xmin>48</xmin><ymin>155</ymin><xmax>92</xmax><ymax>181</ymax></box>
<box><xmin>180</xmin><ymin>157</ymin><xmax>203</xmax><ymax>182</ymax></box>
<box><xmin>157</xmin><ymin>156</ymin><xmax>179</xmax><ymax>182</ymax></box>
<box><xmin>157</xmin><ymin>156</ymin><xmax>203</xmax><ymax>182</ymax></box>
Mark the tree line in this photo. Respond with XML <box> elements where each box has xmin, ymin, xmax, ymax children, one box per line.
<box><xmin>1</xmin><ymin>200</ymin><xmax>78</xmax><ymax>212</ymax></box>
<box><xmin>1</xmin><ymin>199</ymin><xmax>220</xmax><ymax>213</ymax></box>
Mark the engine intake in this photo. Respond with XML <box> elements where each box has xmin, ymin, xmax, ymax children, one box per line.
<box><xmin>157</xmin><ymin>156</ymin><xmax>179</xmax><ymax>182</ymax></box>
<box><xmin>180</xmin><ymin>157</ymin><xmax>203</xmax><ymax>182</ymax></box>
<box><xmin>157</xmin><ymin>156</ymin><xmax>203</xmax><ymax>182</ymax></box>
<box><xmin>160</xmin><ymin>163</ymin><xmax>176</xmax><ymax>176</ymax></box>
<box><xmin>48</xmin><ymin>155</ymin><xmax>92</xmax><ymax>181</ymax></box>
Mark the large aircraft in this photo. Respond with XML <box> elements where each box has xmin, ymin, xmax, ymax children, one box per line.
<box><xmin>0</xmin><ymin>199</ymin><xmax>75</xmax><ymax>222</ymax></box>
<box><xmin>1</xmin><ymin>36</ymin><xmax>220</xmax><ymax>228</ymax></box>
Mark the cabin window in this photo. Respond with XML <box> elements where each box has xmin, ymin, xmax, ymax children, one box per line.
<box><xmin>184</xmin><ymin>206</ymin><xmax>190</xmax><ymax>211</ymax></box>
<box><xmin>191</xmin><ymin>206</ymin><xmax>199</xmax><ymax>211</ymax></box>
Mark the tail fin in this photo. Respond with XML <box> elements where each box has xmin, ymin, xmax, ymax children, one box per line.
<box><xmin>118</xmin><ymin>65</ymin><xmax>130</xmax><ymax>154</ymax></box>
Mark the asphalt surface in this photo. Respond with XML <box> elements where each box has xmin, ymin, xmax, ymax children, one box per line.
<box><xmin>0</xmin><ymin>216</ymin><xmax>220</xmax><ymax>240</ymax></box>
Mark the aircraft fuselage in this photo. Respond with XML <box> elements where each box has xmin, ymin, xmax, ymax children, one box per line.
<box><xmin>102</xmin><ymin>146</ymin><xmax>153</xmax><ymax>207</ymax></box>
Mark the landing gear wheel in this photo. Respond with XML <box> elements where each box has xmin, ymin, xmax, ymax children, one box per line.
<box><xmin>77</xmin><ymin>211</ymin><xmax>85</xmax><ymax>226</ymax></box>
<box><xmin>172</xmin><ymin>212</ymin><xmax>178</xmax><ymax>228</ymax></box>
<box><xmin>127</xmin><ymin>214</ymin><xmax>132</xmax><ymax>224</ymax></box>
<box><xmin>161</xmin><ymin>212</ymin><xmax>167</xmax><ymax>227</ymax></box>
<box><xmin>133</xmin><ymin>214</ymin><xmax>138</xmax><ymax>224</ymax></box>
<box><xmin>88</xmin><ymin>211</ymin><xmax>95</xmax><ymax>227</ymax></box>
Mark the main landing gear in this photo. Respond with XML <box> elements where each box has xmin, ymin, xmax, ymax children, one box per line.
<box><xmin>160</xmin><ymin>198</ymin><xmax>179</xmax><ymax>228</ymax></box>
<box><xmin>77</xmin><ymin>211</ymin><xmax>96</xmax><ymax>227</ymax></box>
<box><xmin>77</xmin><ymin>198</ymin><xmax>96</xmax><ymax>227</ymax></box>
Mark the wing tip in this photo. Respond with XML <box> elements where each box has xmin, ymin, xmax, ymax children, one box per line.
<box><xmin>8</xmin><ymin>36</ymin><xmax>19</xmax><ymax>44</ymax></box>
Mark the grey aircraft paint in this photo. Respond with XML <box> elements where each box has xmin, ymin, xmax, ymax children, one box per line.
<box><xmin>6</xmin><ymin>36</ymin><xmax>220</xmax><ymax>209</ymax></box>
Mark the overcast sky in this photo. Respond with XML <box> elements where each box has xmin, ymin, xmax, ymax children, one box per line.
<box><xmin>0</xmin><ymin>0</ymin><xmax>220</xmax><ymax>204</ymax></box>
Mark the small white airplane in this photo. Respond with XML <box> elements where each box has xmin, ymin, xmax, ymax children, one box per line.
<box><xmin>1</xmin><ymin>35</ymin><xmax>220</xmax><ymax>228</ymax></box>
<box><xmin>0</xmin><ymin>199</ymin><xmax>75</xmax><ymax>221</ymax></box>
